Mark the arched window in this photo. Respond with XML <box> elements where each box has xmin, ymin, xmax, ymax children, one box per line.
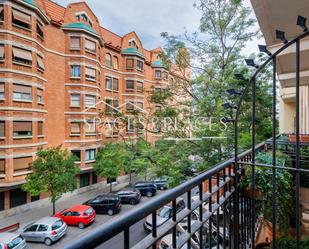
<box><xmin>105</xmin><ymin>53</ymin><xmax>112</xmax><ymax>68</ymax></box>
<box><xmin>113</xmin><ymin>56</ymin><xmax>119</xmax><ymax>69</ymax></box>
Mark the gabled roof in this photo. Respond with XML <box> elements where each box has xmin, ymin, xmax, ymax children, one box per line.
<box><xmin>101</xmin><ymin>27</ymin><xmax>122</xmax><ymax>48</ymax></box>
<box><xmin>43</xmin><ymin>0</ymin><xmax>65</xmax><ymax>23</ymax></box>
<box><xmin>63</xmin><ymin>22</ymin><xmax>98</xmax><ymax>35</ymax></box>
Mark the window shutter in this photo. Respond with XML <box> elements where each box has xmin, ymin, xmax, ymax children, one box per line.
<box><xmin>0</xmin><ymin>83</ymin><xmax>4</xmax><ymax>92</ymax></box>
<box><xmin>13</xmin><ymin>157</ymin><xmax>32</xmax><ymax>171</ymax></box>
<box><xmin>0</xmin><ymin>159</ymin><xmax>4</xmax><ymax>173</ymax></box>
<box><xmin>85</xmin><ymin>121</ymin><xmax>96</xmax><ymax>133</ymax></box>
<box><xmin>71</xmin><ymin>123</ymin><xmax>80</xmax><ymax>133</ymax></box>
<box><xmin>12</xmin><ymin>47</ymin><xmax>32</xmax><ymax>61</ymax></box>
<box><xmin>37</xmin><ymin>56</ymin><xmax>45</xmax><ymax>70</ymax></box>
<box><xmin>12</xmin><ymin>9</ymin><xmax>31</xmax><ymax>24</ymax></box>
<box><xmin>13</xmin><ymin>121</ymin><xmax>32</xmax><ymax>132</ymax></box>
<box><xmin>13</xmin><ymin>84</ymin><xmax>31</xmax><ymax>93</ymax></box>
<box><xmin>71</xmin><ymin>37</ymin><xmax>80</xmax><ymax>48</ymax></box>
<box><xmin>85</xmin><ymin>39</ymin><xmax>96</xmax><ymax>51</ymax></box>
<box><xmin>37</xmin><ymin>89</ymin><xmax>43</xmax><ymax>97</ymax></box>
<box><xmin>0</xmin><ymin>45</ymin><xmax>4</xmax><ymax>58</ymax></box>
<box><xmin>0</xmin><ymin>121</ymin><xmax>4</xmax><ymax>137</ymax></box>
<box><xmin>86</xmin><ymin>67</ymin><xmax>96</xmax><ymax>77</ymax></box>
<box><xmin>37</xmin><ymin>122</ymin><xmax>43</xmax><ymax>135</ymax></box>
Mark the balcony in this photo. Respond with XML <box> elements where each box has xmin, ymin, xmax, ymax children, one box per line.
<box><xmin>61</xmin><ymin>135</ymin><xmax>308</xmax><ymax>249</ymax></box>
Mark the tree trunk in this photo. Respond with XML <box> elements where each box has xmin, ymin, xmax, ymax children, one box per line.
<box><xmin>110</xmin><ymin>182</ymin><xmax>112</xmax><ymax>192</ymax></box>
<box><xmin>52</xmin><ymin>200</ymin><xmax>56</xmax><ymax>215</ymax></box>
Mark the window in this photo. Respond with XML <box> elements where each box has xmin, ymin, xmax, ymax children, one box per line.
<box><xmin>0</xmin><ymin>83</ymin><xmax>4</xmax><ymax>99</ymax></box>
<box><xmin>0</xmin><ymin>45</ymin><xmax>4</xmax><ymax>61</ymax></box>
<box><xmin>85</xmin><ymin>95</ymin><xmax>96</xmax><ymax>108</ymax></box>
<box><xmin>36</xmin><ymin>21</ymin><xmax>44</xmax><ymax>38</ymax></box>
<box><xmin>113</xmin><ymin>99</ymin><xmax>119</xmax><ymax>109</ymax></box>
<box><xmin>129</xmin><ymin>39</ymin><xmax>137</xmax><ymax>48</ymax></box>
<box><xmin>85</xmin><ymin>67</ymin><xmax>96</xmax><ymax>81</ymax></box>
<box><xmin>85</xmin><ymin>120</ymin><xmax>96</xmax><ymax>134</ymax></box>
<box><xmin>13</xmin><ymin>84</ymin><xmax>32</xmax><ymax>101</ymax></box>
<box><xmin>0</xmin><ymin>121</ymin><xmax>4</xmax><ymax>137</ymax></box>
<box><xmin>136</xmin><ymin>102</ymin><xmax>143</xmax><ymax>112</ymax></box>
<box><xmin>126</xmin><ymin>101</ymin><xmax>134</xmax><ymax>112</ymax></box>
<box><xmin>13</xmin><ymin>157</ymin><xmax>32</xmax><ymax>173</ymax></box>
<box><xmin>126</xmin><ymin>59</ymin><xmax>134</xmax><ymax>69</ymax></box>
<box><xmin>155</xmin><ymin>70</ymin><xmax>162</xmax><ymax>79</ymax></box>
<box><xmin>71</xmin><ymin>94</ymin><xmax>80</xmax><ymax>107</ymax></box>
<box><xmin>163</xmin><ymin>71</ymin><xmax>169</xmax><ymax>80</ymax></box>
<box><xmin>12</xmin><ymin>9</ymin><xmax>31</xmax><ymax>30</ymax></box>
<box><xmin>38</xmin><ymin>225</ymin><xmax>48</xmax><ymax>232</ymax></box>
<box><xmin>70</xmin><ymin>122</ymin><xmax>80</xmax><ymax>135</ymax></box>
<box><xmin>137</xmin><ymin>82</ymin><xmax>143</xmax><ymax>93</ymax></box>
<box><xmin>105</xmin><ymin>98</ymin><xmax>112</xmax><ymax>113</ymax></box>
<box><xmin>71</xmin><ymin>150</ymin><xmax>81</xmax><ymax>161</ymax></box>
<box><xmin>85</xmin><ymin>39</ymin><xmax>96</xmax><ymax>53</ymax></box>
<box><xmin>154</xmin><ymin>88</ymin><xmax>162</xmax><ymax>94</ymax></box>
<box><xmin>113</xmin><ymin>78</ymin><xmax>119</xmax><ymax>91</ymax></box>
<box><xmin>37</xmin><ymin>121</ymin><xmax>43</xmax><ymax>136</ymax></box>
<box><xmin>13</xmin><ymin>121</ymin><xmax>32</xmax><ymax>137</ymax></box>
<box><xmin>37</xmin><ymin>55</ymin><xmax>45</xmax><ymax>71</ymax></box>
<box><xmin>155</xmin><ymin>105</ymin><xmax>162</xmax><ymax>112</ymax></box>
<box><xmin>105</xmin><ymin>77</ymin><xmax>112</xmax><ymax>91</ymax></box>
<box><xmin>70</xmin><ymin>65</ymin><xmax>81</xmax><ymax>78</ymax></box>
<box><xmin>113</xmin><ymin>56</ymin><xmax>118</xmax><ymax>69</ymax></box>
<box><xmin>12</xmin><ymin>47</ymin><xmax>32</xmax><ymax>65</ymax></box>
<box><xmin>0</xmin><ymin>160</ymin><xmax>4</xmax><ymax>174</ymax></box>
<box><xmin>0</xmin><ymin>5</ymin><xmax>3</xmax><ymax>22</ymax></box>
<box><xmin>85</xmin><ymin>149</ymin><xmax>96</xmax><ymax>161</ymax></box>
<box><xmin>126</xmin><ymin>80</ymin><xmax>134</xmax><ymax>90</ymax></box>
<box><xmin>137</xmin><ymin>60</ymin><xmax>144</xmax><ymax>71</ymax></box>
<box><xmin>37</xmin><ymin>89</ymin><xmax>43</xmax><ymax>103</ymax></box>
<box><xmin>80</xmin><ymin>173</ymin><xmax>90</xmax><ymax>187</ymax></box>
<box><xmin>70</xmin><ymin>37</ymin><xmax>80</xmax><ymax>49</ymax></box>
<box><xmin>25</xmin><ymin>224</ymin><xmax>38</xmax><ymax>232</ymax></box>
<box><xmin>105</xmin><ymin>53</ymin><xmax>112</xmax><ymax>67</ymax></box>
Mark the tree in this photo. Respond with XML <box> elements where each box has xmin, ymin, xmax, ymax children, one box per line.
<box><xmin>22</xmin><ymin>145</ymin><xmax>79</xmax><ymax>215</ymax></box>
<box><xmin>93</xmin><ymin>142</ymin><xmax>126</xmax><ymax>192</ymax></box>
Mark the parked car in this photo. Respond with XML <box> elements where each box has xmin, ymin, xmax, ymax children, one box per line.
<box><xmin>144</xmin><ymin>197</ymin><xmax>186</xmax><ymax>232</ymax></box>
<box><xmin>115</xmin><ymin>188</ymin><xmax>141</xmax><ymax>205</ymax></box>
<box><xmin>0</xmin><ymin>233</ymin><xmax>27</xmax><ymax>249</ymax></box>
<box><xmin>83</xmin><ymin>194</ymin><xmax>121</xmax><ymax>215</ymax></box>
<box><xmin>134</xmin><ymin>181</ymin><xmax>157</xmax><ymax>197</ymax></box>
<box><xmin>18</xmin><ymin>217</ymin><xmax>67</xmax><ymax>246</ymax></box>
<box><xmin>54</xmin><ymin>204</ymin><xmax>96</xmax><ymax>229</ymax></box>
<box><xmin>153</xmin><ymin>178</ymin><xmax>168</xmax><ymax>190</ymax></box>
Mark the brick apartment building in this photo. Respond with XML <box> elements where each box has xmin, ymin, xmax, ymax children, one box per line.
<box><xmin>0</xmin><ymin>0</ymin><xmax>175</xmax><ymax>211</ymax></box>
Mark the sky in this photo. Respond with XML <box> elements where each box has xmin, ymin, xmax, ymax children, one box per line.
<box><xmin>55</xmin><ymin>0</ymin><xmax>265</xmax><ymax>54</ymax></box>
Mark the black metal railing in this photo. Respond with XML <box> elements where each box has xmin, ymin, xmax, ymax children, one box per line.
<box><xmin>62</xmin><ymin>142</ymin><xmax>266</xmax><ymax>249</ymax></box>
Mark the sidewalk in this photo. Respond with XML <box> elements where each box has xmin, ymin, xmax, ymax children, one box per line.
<box><xmin>0</xmin><ymin>176</ymin><xmax>136</xmax><ymax>229</ymax></box>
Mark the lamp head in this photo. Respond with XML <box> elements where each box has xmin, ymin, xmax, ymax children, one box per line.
<box><xmin>297</xmin><ymin>15</ymin><xmax>308</xmax><ymax>32</ymax></box>
<box><xmin>276</xmin><ymin>30</ymin><xmax>288</xmax><ymax>44</ymax></box>
<box><xmin>258</xmin><ymin>44</ymin><xmax>272</xmax><ymax>56</ymax></box>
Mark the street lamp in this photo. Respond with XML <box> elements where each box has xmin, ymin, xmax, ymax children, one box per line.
<box><xmin>234</xmin><ymin>73</ymin><xmax>246</xmax><ymax>81</ymax></box>
<box><xmin>226</xmin><ymin>88</ymin><xmax>242</xmax><ymax>96</ymax></box>
<box><xmin>245</xmin><ymin>59</ymin><xmax>259</xmax><ymax>68</ymax></box>
<box><xmin>258</xmin><ymin>45</ymin><xmax>272</xmax><ymax>56</ymax></box>
<box><xmin>297</xmin><ymin>15</ymin><xmax>308</xmax><ymax>32</ymax></box>
<box><xmin>221</xmin><ymin>117</ymin><xmax>235</xmax><ymax>123</ymax></box>
<box><xmin>276</xmin><ymin>30</ymin><xmax>288</xmax><ymax>44</ymax></box>
<box><xmin>222</xmin><ymin>102</ymin><xmax>237</xmax><ymax>109</ymax></box>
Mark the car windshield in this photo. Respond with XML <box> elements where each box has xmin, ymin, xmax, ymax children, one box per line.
<box><xmin>52</xmin><ymin>220</ymin><xmax>64</xmax><ymax>230</ymax></box>
<box><xmin>7</xmin><ymin>235</ymin><xmax>23</xmax><ymax>249</ymax></box>
<box><xmin>84</xmin><ymin>208</ymin><xmax>93</xmax><ymax>215</ymax></box>
<box><xmin>158</xmin><ymin>206</ymin><xmax>172</xmax><ymax>218</ymax></box>
<box><xmin>0</xmin><ymin>244</ymin><xmax>3</xmax><ymax>249</ymax></box>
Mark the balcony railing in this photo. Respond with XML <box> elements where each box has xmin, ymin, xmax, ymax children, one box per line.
<box><xmin>62</xmin><ymin>142</ymin><xmax>268</xmax><ymax>249</ymax></box>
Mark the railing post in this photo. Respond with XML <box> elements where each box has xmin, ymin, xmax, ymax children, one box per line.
<box><xmin>233</xmin><ymin>117</ymin><xmax>239</xmax><ymax>249</ymax></box>
<box><xmin>251</xmin><ymin>77</ymin><xmax>256</xmax><ymax>249</ymax></box>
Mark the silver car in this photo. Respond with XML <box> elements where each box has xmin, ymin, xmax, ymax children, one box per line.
<box><xmin>19</xmin><ymin>217</ymin><xmax>67</xmax><ymax>246</ymax></box>
<box><xmin>0</xmin><ymin>232</ymin><xmax>27</xmax><ymax>249</ymax></box>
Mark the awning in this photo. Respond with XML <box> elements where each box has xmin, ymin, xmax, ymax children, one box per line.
<box><xmin>12</xmin><ymin>9</ymin><xmax>31</xmax><ymax>24</ymax></box>
<box><xmin>86</xmin><ymin>67</ymin><xmax>96</xmax><ymax>77</ymax></box>
<box><xmin>13</xmin><ymin>84</ymin><xmax>31</xmax><ymax>93</ymax></box>
<box><xmin>85</xmin><ymin>39</ymin><xmax>96</xmax><ymax>51</ymax></box>
<box><xmin>12</xmin><ymin>47</ymin><xmax>32</xmax><ymax>61</ymax></box>
<box><xmin>37</xmin><ymin>56</ymin><xmax>45</xmax><ymax>70</ymax></box>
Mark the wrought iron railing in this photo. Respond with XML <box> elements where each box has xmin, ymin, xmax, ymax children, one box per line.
<box><xmin>62</xmin><ymin>142</ymin><xmax>266</xmax><ymax>249</ymax></box>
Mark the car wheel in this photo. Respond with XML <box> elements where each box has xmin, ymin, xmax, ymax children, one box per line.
<box><xmin>44</xmin><ymin>238</ymin><xmax>52</xmax><ymax>246</ymax></box>
<box><xmin>146</xmin><ymin>191</ymin><xmax>153</xmax><ymax>197</ymax></box>
<box><xmin>130</xmin><ymin>199</ymin><xmax>136</xmax><ymax>205</ymax></box>
<box><xmin>78</xmin><ymin>222</ymin><xmax>85</xmax><ymax>229</ymax></box>
<box><xmin>107</xmin><ymin>209</ymin><xmax>114</xmax><ymax>216</ymax></box>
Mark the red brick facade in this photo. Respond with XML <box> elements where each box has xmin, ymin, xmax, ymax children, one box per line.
<box><xmin>0</xmin><ymin>0</ymin><xmax>171</xmax><ymax>210</ymax></box>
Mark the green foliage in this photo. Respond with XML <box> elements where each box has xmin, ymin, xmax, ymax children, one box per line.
<box><xmin>22</xmin><ymin>145</ymin><xmax>79</xmax><ymax>214</ymax></box>
<box><xmin>241</xmin><ymin>152</ymin><xmax>294</xmax><ymax>233</ymax></box>
<box><xmin>273</xmin><ymin>236</ymin><xmax>309</xmax><ymax>249</ymax></box>
<box><xmin>94</xmin><ymin>142</ymin><xmax>126</xmax><ymax>191</ymax></box>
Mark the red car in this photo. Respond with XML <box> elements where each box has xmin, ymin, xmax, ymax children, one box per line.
<box><xmin>55</xmin><ymin>205</ymin><xmax>96</xmax><ymax>229</ymax></box>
